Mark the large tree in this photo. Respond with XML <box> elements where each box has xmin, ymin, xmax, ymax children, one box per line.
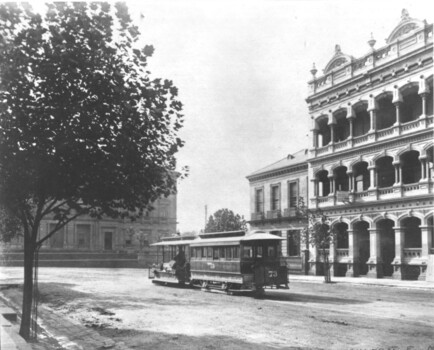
<box><xmin>205</xmin><ymin>208</ymin><xmax>247</xmax><ymax>233</ymax></box>
<box><xmin>0</xmin><ymin>2</ymin><xmax>186</xmax><ymax>339</ymax></box>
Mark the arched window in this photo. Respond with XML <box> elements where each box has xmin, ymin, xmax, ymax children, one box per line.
<box><xmin>427</xmin><ymin>147</ymin><xmax>434</xmax><ymax>179</ymax></box>
<box><xmin>376</xmin><ymin>93</ymin><xmax>396</xmax><ymax>130</ymax></box>
<box><xmin>334</xmin><ymin>166</ymin><xmax>349</xmax><ymax>191</ymax></box>
<box><xmin>400</xmin><ymin>85</ymin><xmax>422</xmax><ymax>123</ymax></box>
<box><xmin>353</xmin><ymin>102</ymin><xmax>370</xmax><ymax>137</ymax></box>
<box><xmin>401</xmin><ymin>217</ymin><xmax>421</xmax><ymax>248</ymax></box>
<box><xmin>317</xmin><ymin>170</ymin><xmax>330</xmax><ymax>197</ymax></box>
<box><xmin>333</xmin><ymin>110</ymin><xmax>349</xmax><ymax>142</ymax></box>
<box><xmin>353</xmin><ymin>162</ymin><xmax>370</xmax><ymax>191</ymax></box>
<box><xmin>400</xmin><ymin>151</ymin><xmax>421</xmax><ymax>184</ymax></box>
<box><xmin>376</xmin><ymin>156</ymin><xmax>395</xmax><ymax>188</ymax></box>
<box><xmin>317</xmin><ymin>117</ymin><xmax>331</xmax><ymax>147</ymax></box>
<box><xmin>334</xmin><ymin>222</ymin><xmax>348</xmax><ymax>249</ymax></box>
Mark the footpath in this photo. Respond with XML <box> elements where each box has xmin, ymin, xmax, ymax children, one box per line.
<box><xmin>1</xmin><ymin>275</ymin><xmax>433</xmax><ymax>350</ymax></box>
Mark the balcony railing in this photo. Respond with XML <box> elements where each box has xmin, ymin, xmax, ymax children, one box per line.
<box><xmin>283</xmin><ymin>208</ymin><xmax>297</xmax><ymax>217</ymax></box>
<box><xmin>403</xmin><ymin>248</ymin><xmax>422</xmax><ymax>260</ymax></box>
<box><xmin>267</xmin><ymin>210</ymin><xmax>282</xmax><ymax>219</ymax></box>
<box><xmin>311</xmin><ymin>115</ymin><xmax>433</xmax><ymax>158</ymax></box>
<box><xmin>311</xmin><ymin>180</ymin><xmax>432</xmax><ymax>207</ymax></box>
<box><xmin>250</xmin><ymin>212</ymin><xmax>264</xmax><ymax>221</ymax></box>
<box><xmin>336</xmin><ymin>249</ymin><xmax>349</xmax><ymax>258</ymax></box>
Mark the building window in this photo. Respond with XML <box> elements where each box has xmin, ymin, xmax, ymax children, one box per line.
<box><xmin>288</xmin><ymin>181</ymin><xmax>298</xmax><ymax>208</ymax></box>
<box><xmin>76</xmin><ymin>224</ymin><xmax>91</xmax><ymax>248</ymax></box>
<box><xmin>287</xmin><ymin>230</ymin><xmax>300</xmax><ymax>257</ymax></box>
<box><xmin>49</xmin><ymin>223</ymin><xmax>65</xmax><ymax>248</ymax></box>
<box><xmin>255</xmin><ymin>188</ymin><xmax>264</xmax><ymax>213</ymax></box>
<box><xmin>271</xmin><ymin>185</ymin><xmax>280</xmax><ymax>211</ymax></box>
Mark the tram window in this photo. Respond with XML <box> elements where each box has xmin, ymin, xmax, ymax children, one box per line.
<box><xmin>234</xmin><ymin>247</ymin><xmax>240</xmax><ymax>259</ymax></box>
<box><xmin>219</xmin><ymin>247</ymin><xmax>225</xmax><ymax>259</ymax></box>
<box><xmin>207</xmin><ymin>247</ymin><xmax>213</xmax><ymax>259</ymax></box>
<box><xmin>242</xmin><ymin>245</ymin><xmax>253</xmax><ymax>258</ymax></box>
<box><xmin>255</xmin><ymin>246</ymin><xmax>263</xmax><ymax>258</ymax></box>
<box><xmin>225</xmin><ymin>247</ymin><xmax>232</xmax><ymax>260</ymax></box>
<box><xmin>213</xmin><ymin>247</ymin><xmax>219</xmax><ymax>260</ymax></box>
<box><xmin>267</xmin><ymin>245</ymin><xmax>276</xmax><ymax>258</ymax></box>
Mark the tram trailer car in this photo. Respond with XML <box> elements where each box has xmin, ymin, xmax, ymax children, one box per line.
<box><xmin>150</xmin><ymin>230</ymin><xmax>289</xmax><ymax>295</ymax></box>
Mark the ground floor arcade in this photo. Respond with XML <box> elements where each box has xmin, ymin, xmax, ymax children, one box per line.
<box><xmin>307</xmin><ymin>211</ymin><xmax>434</xmax><ymax>281</ymax></box>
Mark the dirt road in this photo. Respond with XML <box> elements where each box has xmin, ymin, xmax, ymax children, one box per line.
<box><xmin>1</xmin><ymin>267</ymin><xmax>433</xmax><ymax>349</ymax></box>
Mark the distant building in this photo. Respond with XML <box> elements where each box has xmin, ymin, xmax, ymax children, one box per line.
<box><xmin>246</xmin><ymin>149</ymin><xmax>309</xmax><ymax>274</ymax></box>
<box><xmin>306</xmin><ymin>9</ymin><xmax>433</xmax><ymax>280</ymax></box>
<box><xmin>1</xmin><ymin>194</ymin><xmax>177</xmax><ymax>267</ymax></box>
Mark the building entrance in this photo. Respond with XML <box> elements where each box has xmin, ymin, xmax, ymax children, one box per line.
<box><xmin>378</xmin><ymin>219</ymin><xmax>395</xmax><ymax>277</ymax></box>
<box><xmin>354</xmin><ymin>221</ymin><xmax>370</xmax><ymax>276</ymax></box>
<box><xmin>104</xmin><ymin>232</ymin><xmax>113</xmax><ymax>250</ymax></box>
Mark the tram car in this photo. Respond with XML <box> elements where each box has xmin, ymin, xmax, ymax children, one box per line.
<box><xmin>149</xmin><ymin>230</ymin><xmax>289</xmax><ymax>294</ymax></box>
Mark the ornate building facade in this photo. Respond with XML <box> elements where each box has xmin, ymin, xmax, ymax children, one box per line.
<box><xmin>306</xmin><ymin>10</ymin><xmax>433</xmax><ymax>280</ymax></box>
<box><xmin>247</xmin><ymin>10</ymin><xmax>433</xmax><ymax>281</ymax></box>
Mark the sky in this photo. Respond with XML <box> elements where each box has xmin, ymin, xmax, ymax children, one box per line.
<box><xmin>127</xmin><ymin>0</ymin><xmax>433</xmax><ymax>233</ymax></box>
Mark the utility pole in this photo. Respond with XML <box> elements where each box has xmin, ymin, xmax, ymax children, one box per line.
<box><xmin>204</xmin><ymin>205</ymin><xmax>208</xmax><ymax>230</ymax></box>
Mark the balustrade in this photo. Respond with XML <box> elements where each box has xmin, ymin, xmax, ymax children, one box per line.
<box><xmin>403</xmin><ymin>248</ymin><xmax>422</xmax><ymax>259</ymax></box>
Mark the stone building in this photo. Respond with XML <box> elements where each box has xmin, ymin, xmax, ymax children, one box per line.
<box><xmin>2</xmin><ymin>194</ymin><xmax>177</xmax><ymax>267</ymax></box>
<box><xmin>246</xmin><ymin>149</ymin><xmax>309</xmax><ymax>274</ymax></box>
<box><xmin>306</xmin><ymin>10</ymin><xmax>433</xmax><ymax>280</ymax></box>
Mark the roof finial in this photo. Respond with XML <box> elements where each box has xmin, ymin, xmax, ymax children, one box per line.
<box><xmin>335</xmin><ymin>44</ymin><xmax>341</xmax><ymax>54</ymax></box>
<box><xmin>401</xmin><ymin>9</ymin><xmax>410</xmax><ymax>21</ymax></box>
<box><xmin>368</xmin><ymin>32</ymin><xmax>376</xmax><ymax>50</ymax></box>
<box><xmin>310</xmin><ymin>63</ymin><xmax>317</xmax><ymax>78</ymax></box>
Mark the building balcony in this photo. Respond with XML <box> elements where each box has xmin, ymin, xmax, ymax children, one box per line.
<box><xmin>250</xmin><ymin>207</ymin><xmax>302</xmax><ymax>222</ymax></box>
<box><xmin>310</xmin><ymin>115</ymin><xmax>433</xmax><ymax>158</ymax></box>
<box><xmin>311</xmin><ymin>181</ymin><xmax>433</xmax><ymax>208</ymax></box>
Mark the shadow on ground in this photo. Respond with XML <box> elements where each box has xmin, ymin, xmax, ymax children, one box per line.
<box><xmin>98</xmin><ymin>326</ymin><xmax>321</xmax><ymax>350</ymax></box>
<box><xmin>263</xmin><ymin>290</ymin><xmax>369</xmax><ymax>305</ymax></box>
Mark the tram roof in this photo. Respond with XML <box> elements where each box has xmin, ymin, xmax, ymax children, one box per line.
<box><xmin>151</xmin><ymin>239</ymin><xmax>197</xmax><ymax>246</ymax></box>
<box><xmin>241</xmin><ymin>231</ymin><xmax>284</xmax><ymax>241</ymax></box>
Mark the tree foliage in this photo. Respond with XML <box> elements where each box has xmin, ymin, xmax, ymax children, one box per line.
<box><xmin>205</xmin><ymin>208</ymin><xmax>247</xmax><ymax>233</ymax></box>
<box><xmin>0</xmin><ymin>2</ymin><xmax>186</xmax><ymax>339</ymax></box>
<box><xmin>297</xmin><ymin>198</ymin><xmax>336</xmax><ymax>283</ymax></box>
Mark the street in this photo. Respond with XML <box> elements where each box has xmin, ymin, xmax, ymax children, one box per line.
<box><xmin>1</xmin><ymin>267</ymin><xmax>434</xmax><ymax>350</ymax></box>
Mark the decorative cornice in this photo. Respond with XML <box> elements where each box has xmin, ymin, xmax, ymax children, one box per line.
<box><xmin>247</xmin><ymin>163</ymin><xmax>308</xmax><ymax>183</ymax></box>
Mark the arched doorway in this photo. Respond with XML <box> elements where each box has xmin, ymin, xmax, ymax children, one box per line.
<box><xmin>354</xmin><ymin>221</ymin><xmax>370</xmax><ymax>276</ymax></box>
<box><xmin>377</xmin><ymin>219</ymin><xmax>395</xmax><ymax>277</ymax></box>
<box><xmin>334</xmin><ymin>222</ymin><xmax>349</xmax><ymax>276</ymax></box>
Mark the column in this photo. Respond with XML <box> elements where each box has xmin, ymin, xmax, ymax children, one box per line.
<box><xmin>419</xmin><ymin>225</ymin><xmax>430</xmax><ymax>281</ymax></box>
<box><xmin>347</xmin><ymin>171</ymin><xmax>354</xmax><ymax>192</ymax></box>
<box><xmin>393</xmin><ymin>88</ymin><xmax>403</xmax><ymax>127</ymax></box>
<box><xmin>420</xmin><ymin>93</ymin><xmax>427</xmax><ymax>118</ymax></box>
<box><xmin>330</xmin><ymin>124</ymin><xmax>335</xmax><ymax>144</ymax></box>
<box><xmin>393</xmin><ymin>161</ymin><xmax>401</xmax><ymax>185</ymax></box>
<box><xmin>346</xmin><ymin>229</ymin><xmax>359</xmax><ymax>277</ymax></box>
<box><xmin>312</xmin><ymin>130</ymin><xmax>319</xmax><ymax>148</ymax></box>
<box><xmin>368</xmin><ymin>96</ymin><xmax>376</xmax><ymax>133</ymax></box>
<box><xmin>368</xmin><ymin>165</ymin><xmax>376</xmax><ymax>190</ymax></box>
<box><xmin>328</xmin><ymin>175</ymin><xmax>335</xmax><ymax>195</ymax></box>
<box><xmin>329</xmin><ymin>238</ymin><xmax>336</xmax><ymax>277</ymax></box>
<box><xmin>392</xmin><ymin>226</ymin><xmax>404</xmax><ymax>280</ymax></box>
<box><xmin>393</xmin><ymin>102</ymin><xmax>401</xmax><ymax>126</ymax></box>
<box><xmin>419</xmin><ymin>156</ymin><xmax>427</xmax><ymax>181</ymax></box>
<box><xmin>367</xmin><ymin>228</ymin><xmax>383</xmax><ymax>278</ymax></box>
<box><xmin>418</xmin><ymin>76</ymin><xmax>428</xmax><ymax>118</ymax></box>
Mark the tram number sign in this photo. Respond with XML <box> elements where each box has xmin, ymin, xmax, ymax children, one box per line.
<box><xmin>207</xmin><ymin>262</ymin><xmax>215</xmax><ymax>269</ymax></box>
<box><xmin>268</xmin><ymin>270</ymin><xmax>277</xmax><ymax>278</ymax></box>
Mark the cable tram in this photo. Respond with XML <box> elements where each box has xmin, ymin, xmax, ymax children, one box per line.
<box><xmin>149</xmin><ymin>230</ymin><xmax>289</xmax><ymax>294</ymax></box>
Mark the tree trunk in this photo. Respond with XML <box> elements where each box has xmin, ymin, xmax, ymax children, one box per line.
<box><xmin>19</xmin><ymin>227</ymin><xmax>36</xmax><ymax>340</ymax></box>
<box><xmin>323</xmin><ymin>249</ymin><xmax>331</xmax><ymax>283</ymax></box>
